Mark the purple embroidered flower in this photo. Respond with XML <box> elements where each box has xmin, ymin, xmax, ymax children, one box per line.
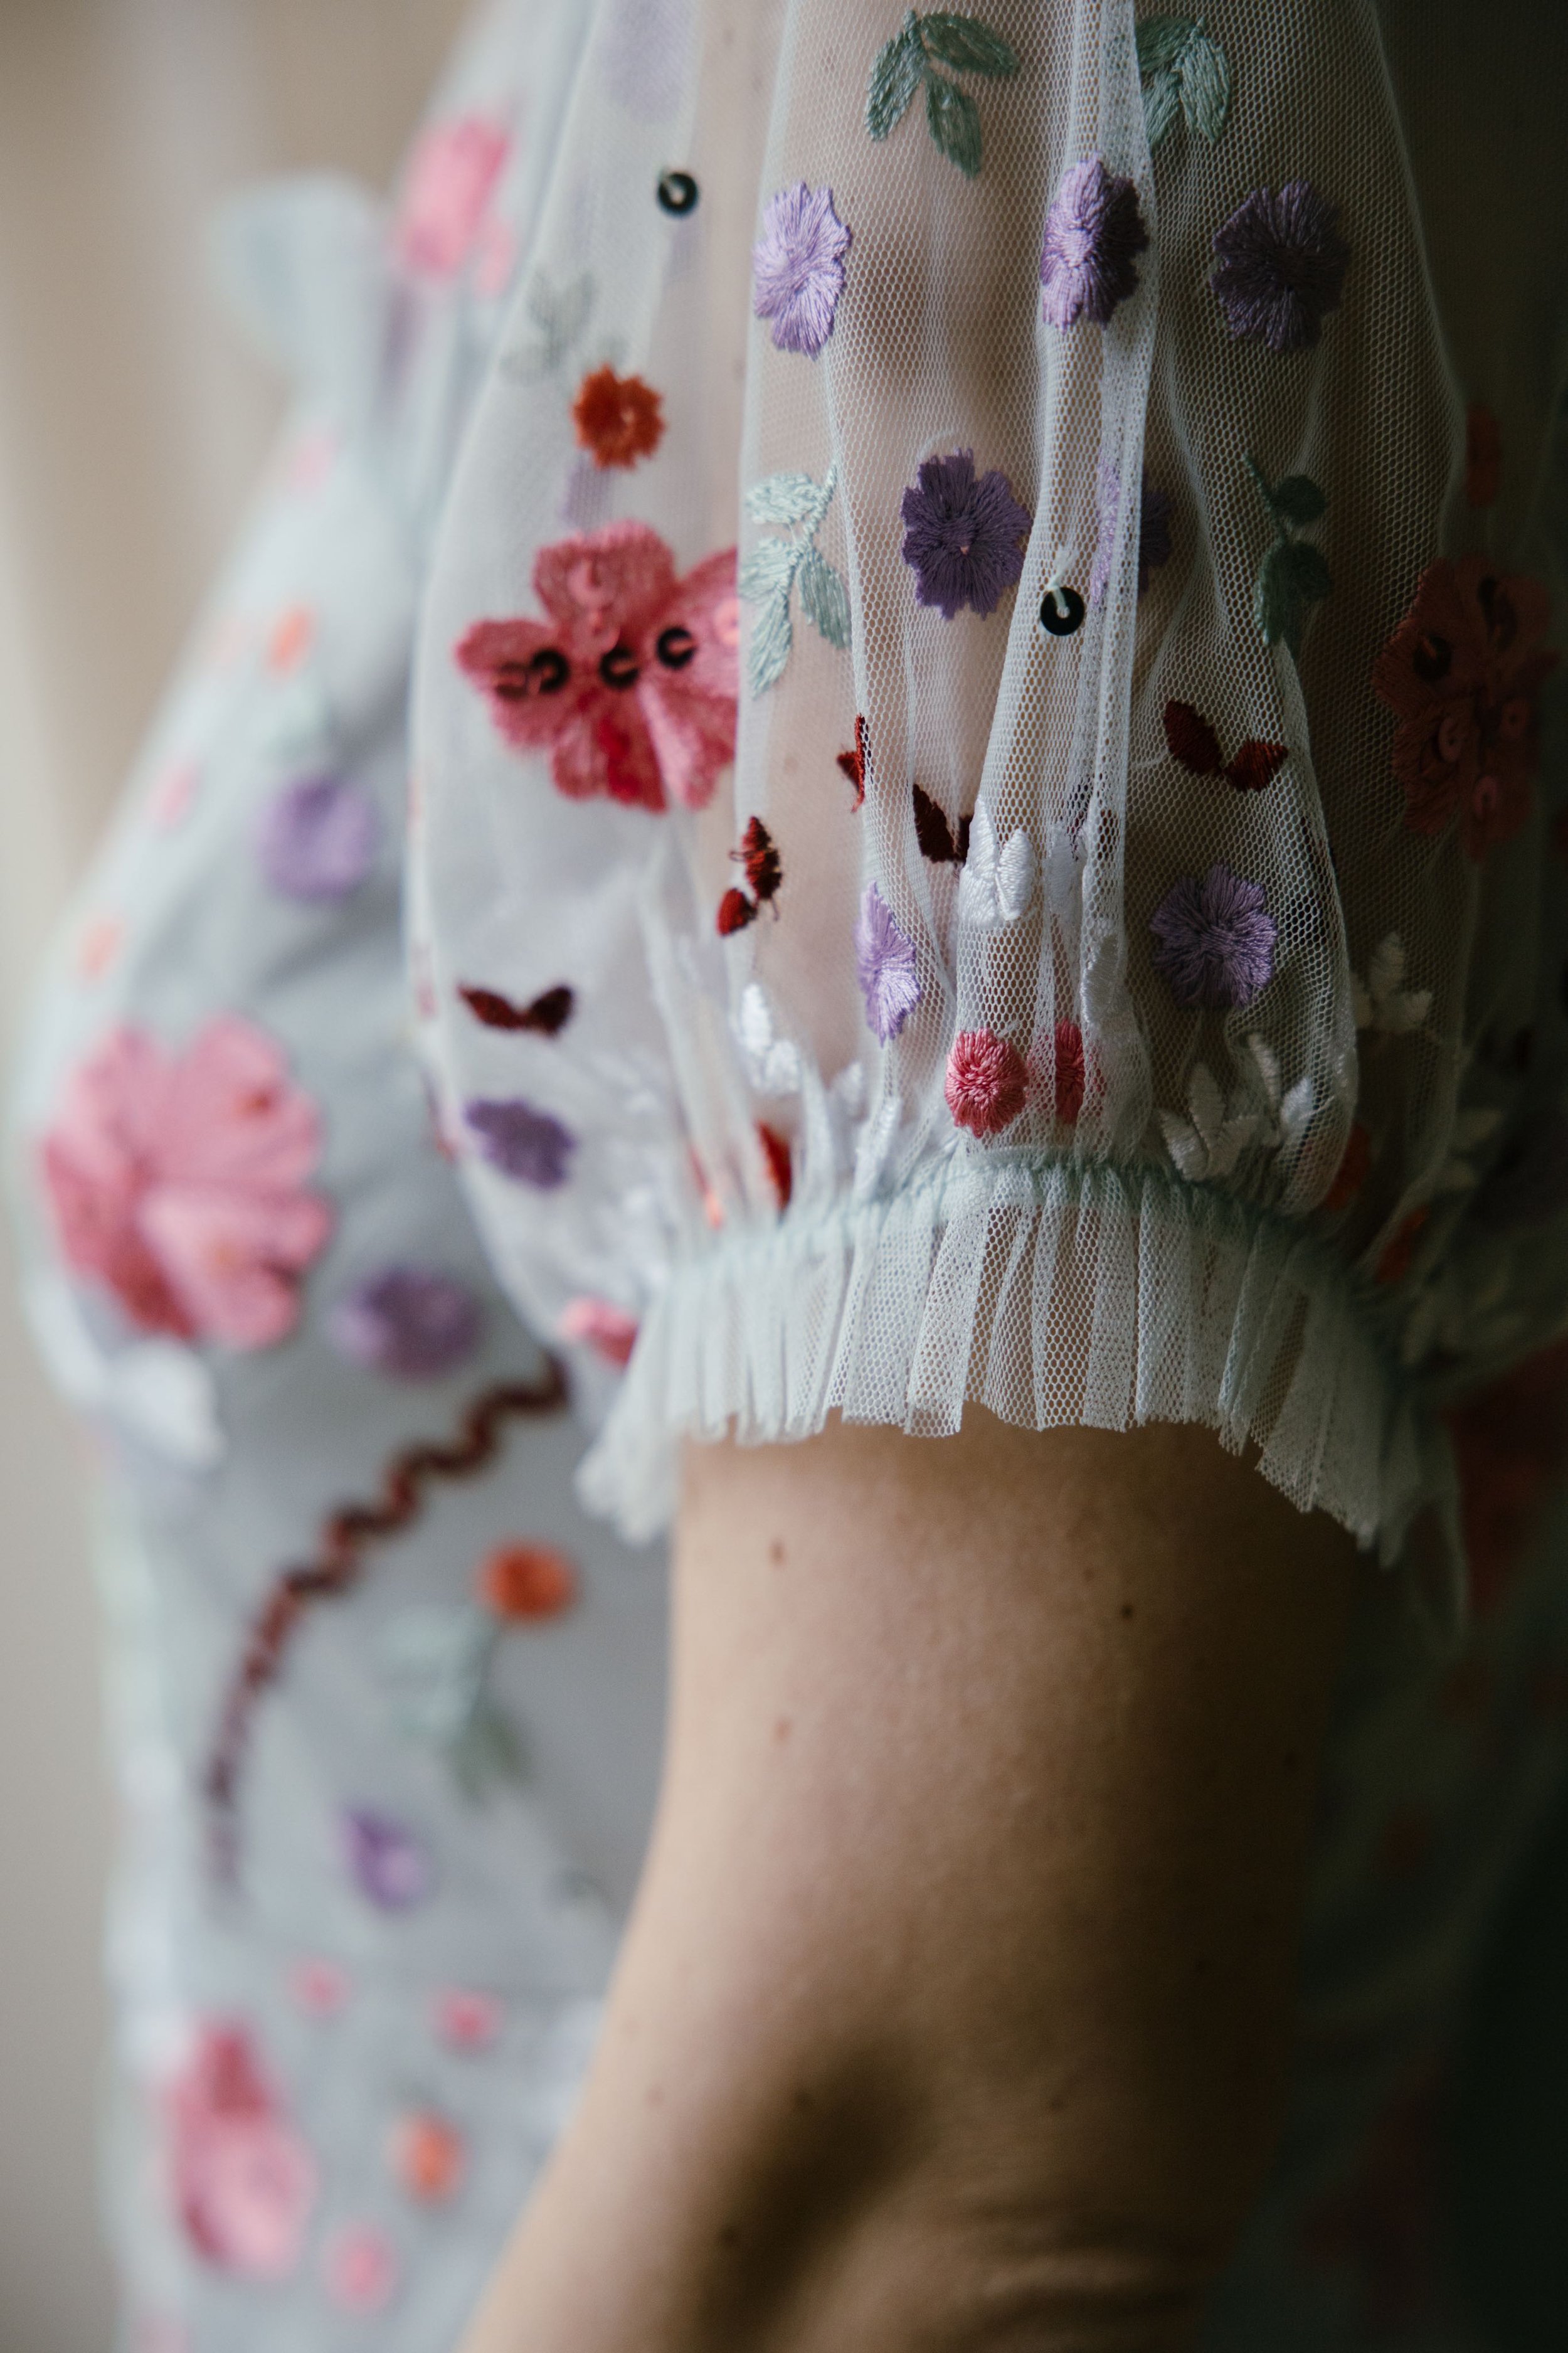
<box><xmin>1210</xmin><ymin>181</ymin><xmax>1350</xmax><ymax>354</ymax></box>
<box><xmin>256</xmin><ymin>777</ymin><xmax>379</xmax><ymax>902</ymax></box>
<box><xmin>752</xmin><ymin>182</ymin><xmax>851</xmax><ymax>357</ymax></box>
<box><xmin>342</xmin><ymin>1809</ymin><xmax>433</xmax><ymax>1911</ymax></box>
<box><xmin>465</xmin><ymin>1098</ymin><xmax>576</xmax><ymax>1189</ymax></box>
<box><xmin>327</xmin><ymin>1267</ymin><xmax>483</xmax><ymax>1380</ymax></box>
<box><xmin>1150</xmin><ymin>865</ymin><xmax>1276</xmax><ymax>1010</ymax></box>
<box><xmin>901</xmin><ymin>450</ymin><xmax>1031</xmax><ymax>620</ymax></box>
<box><xmin>1039</xmin><ymin>156</ymin><xmax>1148</xmax><ymax>329</ymax></box>
<box><xmin>1090</xmin><ymin>464</ymin><xmax>1174</xmax><ymax>605</ymax></box>
<box><xmin>855</xmin><ymin>883</ymin><xmax>921</xmax><ymax>1042</ymax></box>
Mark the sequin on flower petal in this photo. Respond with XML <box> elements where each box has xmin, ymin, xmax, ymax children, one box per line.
<box><xmin>341</xmin><ymin>1809</ymin><xmax>434</xmax><ymax>1912</ymax></box>
<box><xmin>1372</xmin><ymin>555</ymin><xmax>1556</xmax><ymax>859</ymax></box>
<box><xmin>1149</xmin><ymin>865</ymin><xmax>1277</xmax><ymax>1011</ymax></box>
<box><xmin>327</xmin><ymin>1267</ymin><xmax>483</xmax><ymax>1381</ymax></box>
<box><xmin>256</xmin><ymin>777</ymin><xmax>379</xmax><ymax>902</ymax></box>
<box><xmin>1210</xmin><ymin>181</ymin><xmax>1349</xmax><ymax>354</ymax></box>
<box><xmin>752</xmin><ymin>182</ymin><xmax>851</xmax><ymax>357</ymax></box>
<box><xmin>571</xmin><ymin>366</ymin><xmax>665</xmax><ymax>470</ymax></box>
<box><xmin>1039</xmin><ymin>156</ymin><xmax>1148</xmax><ymax>329</ymax></box>
<box><xmin>900</xmin><ymin>450</ymin><xmax>1031</xmax><ymax>620</ymax></box>
<box><xmin>477</xmin><ymin>1543</ymin><xmax>578</xmax><ymax>1622</ymax></box>
<box><xmin>855</xmin><ymin>884</ymin><xmax>922</xmax><ymax>1042</ymax></box>
<box><xmin>946</xmin><ymin>1029</ymin><xmax>1027</xmax><ymax>1137</ymax></box>
<box><xmin>464</xmin><ymin>1097</ymin><xmax>577</xmax><ymax>1189</ymax></box>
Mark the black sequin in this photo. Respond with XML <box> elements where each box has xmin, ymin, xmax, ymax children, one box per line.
<box><xmin>657</xmin><ymin>170</ymin><xmax>699</xmax><ymax>216</ymax></box>
<box><xmin>1039</xmin><ymin>584</ymin><xmax>1086</xmax><ymax>637</ymax></box>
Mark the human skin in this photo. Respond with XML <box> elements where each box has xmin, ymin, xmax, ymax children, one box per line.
<box><xmin>460</xmin><ymin>1411</ymin><xmax>1359</xmax><ymax>2352</ymax></box>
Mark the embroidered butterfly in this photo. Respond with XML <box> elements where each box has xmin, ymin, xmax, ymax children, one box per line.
<box><xmin>716</xmin><ymin>818</ymin><xmax>783</xmax><ymax>935</ymax></box>
<box><xmin>1163</xmin><ymin>699</ymin><xmax>1288</xmax><ymax>792</ymax></box>
<box><xmin>957</xmin><ymin>806</ymin><xmax>1039</xmax><ymax>929</ymax></box>
<box><xmin>458</xmin><ymin>983</ymin><xmax>575</xmax><ymax>1036</ymax></box>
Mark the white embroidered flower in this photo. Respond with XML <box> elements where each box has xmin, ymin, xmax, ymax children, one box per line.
<box><xmin>957</xmin><ymin>807</ymin><xmax>1038</xmax><ymax>930</ymax></box>
<box><xmin>734</xmin><ymin>982</ymin><xmax>802</xmax><ymax>1095</ymax></box>
<box><xmin>1352</xmin><ymin>933</ymin><xmax>1432</xmax><ymax>1035</ymax></box>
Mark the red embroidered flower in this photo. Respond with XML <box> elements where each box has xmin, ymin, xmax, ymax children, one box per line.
<box><xmin>1372</xmin><ymin>556</ymin><xmax>1556</xmax><ymax>859</ymax></box>
<box><xmin>477</xmin><ymin>1542</ymin><xmax>578</xmax><ymax>1622</ymax></box>
<box><xmin>571</xmin><ymin>368</ymin><xmax>665</xmax><ymax>469</ymax></box>
<box><xmin>38</xmin><ymin>1018</ymin><xmax>331</xmax><ymax>1347</ymax></box>
<box><xmin>457</xmin><ymin>523</ymin><xmax>739</xmax><ymax>812</ymax></box>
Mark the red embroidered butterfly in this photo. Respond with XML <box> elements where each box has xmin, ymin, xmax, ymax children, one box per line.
<box><xmin>458</xmin><ymin>983</ymin><xmax>575</xmax><ymax>1036</ymax></box>
<box><xmin>1163</xmin><ymin>699</ymin><xmax>1288</xmax><ymax>793</ymax></box>
<box><xmin>716</xmin><ymin>818</ymin><xmax>783</xmax><ymax>935</ymax></box>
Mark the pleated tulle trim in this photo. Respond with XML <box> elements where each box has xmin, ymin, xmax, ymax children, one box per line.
<box><xmin>580</xmin><ymin>1149</ymin><xmax>1461</xmax><ymax>1604</ymax></box>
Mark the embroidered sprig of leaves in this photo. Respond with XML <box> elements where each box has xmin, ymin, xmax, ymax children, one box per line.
<box><xmin>866</xmin><ymin>10</ymin><xmax>1019</xmax><ymax>179</ymax></box>
<box><xmin>1352</xmin><ymin>935</ymin><xmax>1433</xmax><ymax>1038</ymax></box>
<box><xmin>377</xmin><ymin>1608</ymin><xmax>524</xmax><ymax>1801</ymax></box>
<box><xmin>740</xmin><ymin>464</ymin><xmax>850</xmax><ymax>695</ymax></box>
<box><xmin>1248</xmin><ymin>459</ymin><xmax>1332</xmax><ymax>658</ymax></box>
<box><xmin>1136</xmin><ymin>14</ymin><xmax>1231</xmax><ymax>149</ymax></box>
<box><xmin>1160</xmin><ymin>1035</ymin><xmax>1311</xmax><ymax>1184</ymax></box>
<box><xmin>501</xmin><ymin>268</ymin><xmax>596</xmax><ymax>383</ymax></box>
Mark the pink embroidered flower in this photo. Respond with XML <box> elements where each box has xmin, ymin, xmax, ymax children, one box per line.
<box><xmin>946</xmin><ymin>1029</ymin><xmax>1027</xmax><ymax>1137</ymax></box>
<box><xmin>39</xmin><ymin>1018</ymin><xmax>331</xmax><ymax>1348</ymax></box>
<box><xmin>558</xmin><ymin>1295</ymin><xmax>639</xmax><ymax>1366</ymax></box>
<box><xmin>322</xmin><ymin>2223</ymin><xmax>400</xmax><ymax>2314</ymax></box>
<box><xmin>431</xmin><ymin>1988</ymin><xmax>505</xmax><ymax>2051</ymax></box>
<box><xmin>164</xmin><ymin>2022</ymin><xmax>317</xmax><ymax>2279</ymax></box>
<box><xmin>457</xmin><ymin>523</ymin><xmax>739</xmax><ymax>812</ymax></box>
<box><xmin>396</xmin><ymin>115</ymin><xmax>510</xmax><ymax>277</ymax></box>
<box><xmin>1372</xmin><ymin>556</ymin><xmax>1556</xmax><ymax>859</ymax></box>
<box><xmin>1049</xmin><ymin>1021</ymin><xmax>1085</xmax><ymax>1125</ymax></box>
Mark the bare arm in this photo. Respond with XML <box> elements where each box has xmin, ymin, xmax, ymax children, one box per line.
<box><xmin>462</xmin><ymin>1412</ymin><xmax>1357</xmax><ymax>2353</ymax></box>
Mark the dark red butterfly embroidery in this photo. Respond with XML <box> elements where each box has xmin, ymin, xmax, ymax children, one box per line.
<box><xmin>912</xmin><ymin>783</ymin><xmax>972</xmax><ymax>864</ymax></box>
<box><xmin>458</xmin><ymin>982</ymin><xmax>575</xmax><ymax>1035</ymax></box>
<box><xmin>837</xmin><ymin>715</ymin><xmax>869</xmax><ymax>810</ymax></box>
<box><xmin>716</xmin><ymin>818</ymin><xmax>782</xmax><ymax>935</ymax></box>
<box><xmin>1163</xmin><ymin>699</ymin><xmax>1288</xmax><ymax>794</ymax></box>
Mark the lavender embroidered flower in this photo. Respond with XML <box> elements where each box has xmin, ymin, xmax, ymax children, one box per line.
<box><xmin>256</xmin><ymin>776</ymin><xmax>379</xmax><ymax>902</ymax></box>
<box><xmin>1210</xmin><ymin>181</ymin><xmax>1350</xmax><ymax>354</ymax></box>
<box><xmin>900</xmin><ymin>450</ymin><xmax>1031</xmax><ymax>620</ymax></box>
<box><xmin>465</xmin><ymin>1098</ymin><xmax>576</xmax><ymax>1189</ymax></box>
<box><xmin>1090</xmin><ymin>463</ymin><xmax>1174</xmax><ymax>605</ymax></box>
<box><xmin>328</xmin><ymin>1266</ymin><xmax>483</xmax><ymax>1380</ymax></box>
<box><xmin>752</xmin><ymin>182</ymin><xmax>851</xmax><ymax>358</ymax></box>
<box><xmin>1149</xmin><ymin>864</ymin><xmax>1276</xmax><ymax>1010</ymax></box>
<box><xmin>1039</xmin><ymin>156</ymin><xmax>1148</xmax><ymax>329</ymax></box>
<box><xmin>342</xmin><ymin>1808</ymin><xmax>434</xmax><ymax>1911</ymax></box>
<box><xmin>856</xmin><ymin>884</ymin><xmax>921</xmax><ymax>1042</ymax></box>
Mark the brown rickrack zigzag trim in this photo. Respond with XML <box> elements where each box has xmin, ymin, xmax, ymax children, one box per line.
<box><xmin>203</xmin><ymin>1363</ymin><xmax>569</xmax><ymax>1884</ymax></box>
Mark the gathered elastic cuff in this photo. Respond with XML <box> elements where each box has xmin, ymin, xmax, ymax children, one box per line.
<box><xmin>580</xmin><ymin>1150</ymin><xmax>1461</xmax><ymax>1609</ymax></box>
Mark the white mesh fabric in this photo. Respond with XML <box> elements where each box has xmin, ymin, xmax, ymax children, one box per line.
<box><xmin>411</xmin><ymin>0</ymin><xmax>1568</xmax><ymax>1571</ymax></box>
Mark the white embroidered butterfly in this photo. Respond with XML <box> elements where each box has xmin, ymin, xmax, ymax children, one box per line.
<box><xmin>957</xmin><ymin>807</ymin><xmax>1038</xmax><ymax>930</ymax></box>
<box><xmin>734</xmin><ymin>982</ymin><xmax>802</xmax><ymax>1095</ymax></box>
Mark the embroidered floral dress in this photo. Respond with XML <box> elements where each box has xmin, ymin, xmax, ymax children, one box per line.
<box><xmin>8</xmin><ymin>7</ymin><xmax>669</xmax><ymax>2348</ymax></box>
<box><xmin>14</xmin><ymin>0</ymin><xmax>1568</xmax><ymax>2344</ymax></box>
<box><xmin>405</xmin><ymin>0</ymin><xmax>1568</xmax><ymax>2340</ymax></box>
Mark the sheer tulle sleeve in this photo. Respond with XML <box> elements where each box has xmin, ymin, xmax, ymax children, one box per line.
<box><xmin>410</xmin><ymin>0</ymin><xmax>1568</xmax><ymax>1584</ymax></box>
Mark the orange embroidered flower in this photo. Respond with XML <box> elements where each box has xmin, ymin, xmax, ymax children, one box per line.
<box><xmin>1372</xmin><ymin>555</ymin><xmax>1556</xmax><ymax>859</ymax></box>
<box><xmin>572</xmin><ymin>367</ymin><xmax>665</xmax><ymax>470</ymax></box>
<box><xmin>477</xmin><ymin>1543</ymin><xmax>578</xmax><ymax>1622</ymax></box>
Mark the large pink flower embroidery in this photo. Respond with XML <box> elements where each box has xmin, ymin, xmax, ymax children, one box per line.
<box><xmin>1372</xmin><ymin>555</ymin><xmax>1556</xmax><ymax>859</ymax></box>
<box><xmin>457</xmin><ymin>523</ymin><xmax>739</xmax><ymax>812</ymax></box>
<box><xmin>395</xmin><ymin>115</ymin><xmax>510</xmax><ymax>277</ymax></box>
<box><xmin>163</xmin><ymin>2022</ymin><xmax>317</xmax><ymax>2280</ymax></box>
<box><xmin>39</xmin><ymin>1017</ymin><xmax>331</xmax><ymax>1349</ymax></box>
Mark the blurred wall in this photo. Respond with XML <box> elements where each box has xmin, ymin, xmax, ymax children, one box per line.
<box><xmin>0</xmin><ymin>5</ymin><xmax>467</xmax><ymax>2345</ymax></box>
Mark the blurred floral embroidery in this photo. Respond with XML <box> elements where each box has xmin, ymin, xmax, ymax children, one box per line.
<box><xmin>327</xmin><ymin>1265</ymin><xmax>484</xmax><ymax>1379</ymax></box>
<box><xmin>163</xmin><ymin>2022</ymin><xmax>317</xmax><ymax>2279</ymax></box>
<box><xmin>1373</xmin><ymin>555</ymin><xmax>1556</xmax><ymax>859</ymax></box>
<box><xmin>396</xmin><ymin>115</ymin><xmax>511</xmax><ymax>277</ymax></box>
<box><xmin>38</xmin><ymin>1018</ymin><xmax>331</xmax><ymax>1347</ymax></box>
<box><xmin>256</xmin><ymin>776</ymin><xmax>380</xmax><ymax>902</ymax></box>
<box><xmin>571</xmin><ymin>366</ymin><xmax>665</xmax><ymax>469</ymax></box>
<box><xmin>457</xmin><ymin>523</ymin><xmax>738</xmax><ymax>810</ymax></box>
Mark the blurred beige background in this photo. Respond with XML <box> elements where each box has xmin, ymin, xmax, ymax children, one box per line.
<box><xmin>0</xmin><ymin>4</ymin><xmax>468</xmax><ymax>2344</ymax></box>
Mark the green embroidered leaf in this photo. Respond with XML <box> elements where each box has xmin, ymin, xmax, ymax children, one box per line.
<box><xmin>452</xmin><ymin>1704</ymin><xmax>525</xmax><ymax>1801</ymax></box>
<box><xmin>748</xmin><ymin>592</ymin><xmax>795</xmax><ymax>696</ymax></box>
<box><xmin>744</xmin><ymin>470</ymin><xmax>829</xmax><ymax>526</ymax></box>
<box><xmin>925</xmin><ymin>72</ymin><xmax>983</xmax><ymax>177</ymax></box>
<box><xmin>1135</xmin><ymin>13</ymin><xmax>1195</xmax><ymax>75</ymax></box>
<box><xmin>1268</xmin><ymin>473</ymin><xmax>1328</xmax><ymax>528</ymax></box>
<box><xmin>739</xmin><ymin>539</ymin><xmax>802</xmax><ymax>602</ymax></box>
<box><xmin>1142</xmin><ymin>65</ymin><xmax>1182</xmax><ymax>149</ymax></box>
<box><xmin>1177</xmin><ymin>26</ymin><xmax>1231</xmax><ymax>143</ymax></box>
<box><xmin>867</xmin><ymin>13</ymin><xmax>924</xmax><ymax>139</ymax></box>
<box><xmin>1254</xmin><ymin>543</ymin><xmax>1299</xmax><ymax>652</ymax></box>
<box><xmin>918</xmin><ymin>12</ymin><xmax>1019</xmax><ymax>76</ymax></box>
<box><xmin>1280</xmin><ymin>539</ymin><xmax>1333</xmax><ymax>604</ymax></box>
<box><xmin>797</xmin><ymin>546</ymin><xmax>851</xmax><ymax>649</ymax></box>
